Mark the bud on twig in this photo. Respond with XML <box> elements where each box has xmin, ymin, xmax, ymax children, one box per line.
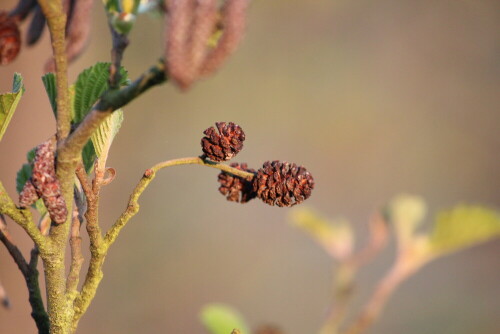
<box><xmin>253</xmin><ymin>161</ymin><xmax>314</xmax><ymax>207</ymax></box>
<box><xmin>201</xmin><ymin>122</ymin><xmax>245</xmax><ymax>162</ymax></box>
<box><xmin>218</xmin><ymin>162</ymin><xmax>256</xmax><ymax>203</ymax></box>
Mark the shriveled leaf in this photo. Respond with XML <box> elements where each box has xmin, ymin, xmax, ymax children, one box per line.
<box><xmin>0</xmin><ymin>73</ymin><xmax>24</xmax><ymax>142</ymax></box>
<box><xmin>42</xmin><ymin>73</ymin><xmax>57</xmax><ymax>118</ymax></box>
<box><xmin>289</xmin><ymin>207</ymin><xmax>353</xmax><ymax>260</ymax></box>
<box><xmin>91</xmin><ymin>109</ymin><xmax>123</xmax><ymax>158</ymax></box>
<box><xmin>73</xmin><ymin>62</ymin><xmax>128</xmax><ymax>123</ymax></box>
<box><xmin>429</xmin><ymin>205</ymin><xmax>500</xmax><ymax>255</ymax></box>
<box><xmin>200</xmin><ymin>304</ymin><xmax>249</xmax><ymax>334</ymax></box>
<box><xmin>386</xmin><ymin>194</ymin><xmax>427</xmax><ymax>245</ymax></box>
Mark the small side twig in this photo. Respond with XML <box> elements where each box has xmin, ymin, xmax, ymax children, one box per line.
<box><xmin>320</xmin><ymin>213</ymin><xmax>389</xmax><ymax>334</ymax></box>
<box><xmin>108</xmin><ymin>23</ymin><xmax>129</xmax><ymax>89</ymax></box>
<box><xmin>66</xmin><ymin>211</ymin><xmax>83</xmax><ymax>299</ymax></box>
<box><xmin>104</xmin><ymin>155</ymin><xmax>254</xmax><ymax>247</ymax></box>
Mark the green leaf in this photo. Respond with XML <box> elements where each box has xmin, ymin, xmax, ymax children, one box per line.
<box><xmin>74</xmin><ymin>63</ymin><xmax>128</xmax><ymax>123</ymax></box>
<box><xmin>74</xmin><ymin>63</ymin><xmax>128</xmax><ymax>173</ymax></box>
<box><xmin>82</xmin><ymin>141</ymin><xmax>96</xmax><ymax>173</ymax></box>
<box><xmin>386</xmin><ymin>194</ymin><xmax>427</xmax><ymax>245</ymax></box>
<box><xmin>16</xmin><ymin>163</ymin><xmax>32</xmax><ymax>194</ymax></box>
<box><xmin>26</xmin><ymin>147</ymin><xmax>36</xmax><ymax>163</ymax></box>
<box><xmin>200</xmin><ymin>304</ymin><xmax>249</xmax><ymax>334</ymax></box>
<box><xmin>42</xmin><ymin>73</ymin><xmax>57</xmax><ymax>118</ymax></box>
<box><xmin>0</xmin><ymin>73</ymin><xmax>25</xmax><ymax>142</ymax></box>
<box><xmin>429</xmin><ymin>205</ymin><xmax>500</xmax><ymax>255</ymax></box>
<box><xmin>91</xmin><ymin>109</ymin><xmax>124</xmax><ymax>158</ymax></box>
<box><xmin>289</xmin><ymin>207</ymin><xmax>353</xmax><ymax>260</ymax></box>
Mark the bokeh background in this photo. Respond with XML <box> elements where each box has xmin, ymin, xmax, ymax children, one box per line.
<box><xmin>1</xmin><ymin>0</ymin><xmax>499</xmax><ymax>333</ymax></box>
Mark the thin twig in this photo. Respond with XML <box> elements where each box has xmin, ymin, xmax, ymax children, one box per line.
<box><xmin>0</xmin><ymin>215</ymin><xmax>49</xmax><ymax>333</ymax></box>
<box><xmin>108</xmin><ymin>23</ymin><xmax>129</xmax><ymax>89</ymax></box>
<box><xmin>104</xmin><ymin>155</ymin><xmax>255</xmax><ymax>247</ymax></box>
<box><xmin>319</xmin><ymin>213</ymin><xmax>389</xmax><ymax>334</ymax></box>
<box><xmin>342</xmin><ymin>247</ymin><xmax>427</xmax><ymax>334</ymax></box>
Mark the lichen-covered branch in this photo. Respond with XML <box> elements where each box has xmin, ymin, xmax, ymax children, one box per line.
<box><xmin>37</xmin><ymin>0</ymin><xmax>70</xmax><ymax>142</ymax></box>
<box><xmin>0</xmin><ymin>182</ymin><xmax>48</xmax><ymax>251</ymax></box>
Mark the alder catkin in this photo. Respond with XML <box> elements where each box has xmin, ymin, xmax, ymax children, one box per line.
<box><xmin>31</xmin><ymin>140</ymin><xmax>68</xmax><ymax>224</ymax></box>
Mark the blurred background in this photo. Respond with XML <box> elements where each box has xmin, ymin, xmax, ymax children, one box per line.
<box><xmin>1</xmin><ymin>0</ymin><xmax>499</xmax><ymax>333</ymax></box>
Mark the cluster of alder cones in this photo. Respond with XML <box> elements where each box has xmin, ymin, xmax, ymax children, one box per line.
<box><xmin>202</xmin><ymin>122</ymin><xmax>315</xmax><ymax>207</ymax></box>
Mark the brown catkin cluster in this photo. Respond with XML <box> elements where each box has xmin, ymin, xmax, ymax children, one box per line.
<box><xmin>201</xmin><ymin>122</ymin><xmax>245</xmax><ymax>162</ymax></box>
<box><xmin>19</xmin><ymin>140</ymin><xmax>67</xmax><ymax>224</ymax></box>
<box><xmin>254</xmin><ymin>325</ymin><xmax>285</xmax><ymax>334</ymax></box>
<box><xmin>0</xmin><ymin>11</ymin><xmax>21</xmax><ymax>65</ymax></box>
<box><xmin>253</xmin><ymin>161</ymin><xmax>314</xmax><ymax>207</ymax></box>
<box><xmin>218</xmin><ymin>163</ymin><xmax>256</xmax><ymax>203</ymax></box>
<box><xmin>165</xmin><ymin>0</ymin><xmax>250</xmax><ymax>89</ymax></box>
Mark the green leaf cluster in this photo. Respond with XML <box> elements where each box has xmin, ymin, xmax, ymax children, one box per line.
<box><xmin>429</xmin><ymin>205</ymin><xmax>500</xmax><ymax>255</ymax></box>
<box><xmin>200</xmin><ymin>304</ymin><xmax>249</xmax><ymax>334</ymax></box>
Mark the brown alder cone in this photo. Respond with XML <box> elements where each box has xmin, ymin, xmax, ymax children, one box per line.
<box><xmin>253</xmin><ymin>161</ymin><xmax>314</xmax><ymax>207</ymax></box>
<box><xmin>0</xmin><ymin>11</ymin><xmax>21</xmax><ymax>65</ymax></box>
<box><xmin>201</xmin><ymin>122</ymin><xmax>245</xmax><ymax>162</ymax></box>
<box><xmin>30</xmin><ymin>140</ymin><xmax>68</xmax><ymax>224</ymax></box>
<box><xmin>218</xmin><ymin>162</ymin><xmax>256</xmax><ymax>203</ymax></box>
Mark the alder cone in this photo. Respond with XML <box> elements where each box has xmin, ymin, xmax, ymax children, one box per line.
<box><xmin>218</xmin><ymin>162</ymin><xmax>256</xmax><ymax>203</ymax></box>
<box><xmin>253</xmin><ymin>161</ymin><xmax>314</xmax><ymax>207</ymax></box>
<box><xmin>31</xmin><ymin>140</ymin><xmax>67</xmax><ymax>224</ymax></box>
<box><xmin>201</xmin><ymin>122</ymin><xmax>245</xmax><ymax>161</ymax></box>
<box><xmin>0</xmin><ymin>11</ymin><xmax>21</xmax><ymax>65</ymax></box>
